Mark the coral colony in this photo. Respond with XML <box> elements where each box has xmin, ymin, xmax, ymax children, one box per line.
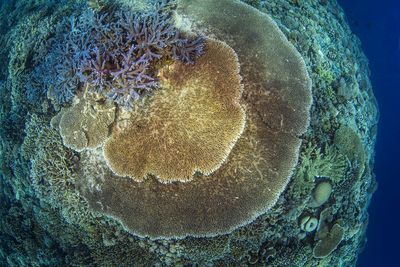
<box><xmin>42</xmin><ymin>0</ymin><xmax>204</xmax><ymax>109</ymax></box>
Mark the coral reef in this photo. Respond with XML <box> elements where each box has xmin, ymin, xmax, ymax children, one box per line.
<box><xmin>0</xmin><ymin>0</ymin><xmax>378</xmax><ymax>266</ymax></box>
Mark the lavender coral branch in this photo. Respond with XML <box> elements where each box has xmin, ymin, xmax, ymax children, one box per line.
<box><xmin>40</xmin><ymin>0</ymin><xmax>204</xmax><ymax>108</ymax></box>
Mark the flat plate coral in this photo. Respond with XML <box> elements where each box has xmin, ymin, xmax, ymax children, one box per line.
<box><xmin>78</xmin><ymin>0</ymin><xmax>312</xmax><ymax>238</ymax></box>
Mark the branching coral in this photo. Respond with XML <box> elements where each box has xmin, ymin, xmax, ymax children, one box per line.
<box><xmin>38</xmin><ymin>0</ymin><xmax>204</xmax><ymax>108</ymax></box>
<box><xmin>21</xmin><ymin>114</ymin><xmax>93</xmax><ymax>225</ymax></box>
<box><xmin>296</xmin><ymin>143</ymin><xmax>347</xmax><ymax>183</ymax></box>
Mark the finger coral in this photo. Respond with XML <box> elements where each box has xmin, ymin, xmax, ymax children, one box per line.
<box><xmin>103</xmin><ymin>39</ymin><xmax>245</xmax><ymax>182</ymax></box>
<box><xmin>79</xmin><ymin>0</ymin><xmax>312</xmax><ymax>239</ymax></box>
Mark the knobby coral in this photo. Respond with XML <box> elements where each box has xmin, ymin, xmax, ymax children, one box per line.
<box><xmin>103</xmin><ymin>38</ymin><xmax>245</xmax><ymax>182</ymax></box>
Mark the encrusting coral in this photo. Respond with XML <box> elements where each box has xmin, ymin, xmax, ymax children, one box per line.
<box><xmin>103</xmin><ymin>38</ymin><xmax>245</xmax><ymax>182</ymax></box>
<box><xmin>300</xmin><ymin>216</ymin><xmax>318</xmax><ymax>232</ymax></box>
<box><xmin>79</xmin><ymin>0</ymin><xmax>312</xmax><ymax>239</ymax></box>
<box><xmin>334</xmin><ymin>125</ymin><xmax>366</xmax><ymax>178</ymax></box>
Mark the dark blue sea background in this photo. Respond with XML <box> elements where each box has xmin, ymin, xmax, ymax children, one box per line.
<box><xmin>338</xmin><ymin>0</ymin><xmax>400</xmax><ymax>266</ymax></box>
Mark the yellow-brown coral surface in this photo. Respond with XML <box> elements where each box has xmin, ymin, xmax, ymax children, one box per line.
<box><xmin>103</xmin><ymin>39</ymin><xmax>245</xmax><ymax>183</ymax></box>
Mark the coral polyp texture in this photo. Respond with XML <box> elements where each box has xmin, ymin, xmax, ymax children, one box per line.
<box><xmin>79</xmin><ymin>0</ymin><xmax>312</xmax><ymax>239</ymax></box>
<box><xmin>103</xmin><ymin>39</ymin><xmax>245</xmax><ymax>182</ymax></box>
<box><xmin>0</xmin><ymin>0</ymin><xmax>379</xmax><ymax>265</ymax></box>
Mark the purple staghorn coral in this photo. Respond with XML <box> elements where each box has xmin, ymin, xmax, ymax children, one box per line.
<box><xmin>172</xmin><ymin>37</ymin><xmax>206</xmax><ymax>63</ymax></box>
<box><xmin>42</xmin><ymin>0</ymin><xmax>204</xmax><ymax>108</ymax></box>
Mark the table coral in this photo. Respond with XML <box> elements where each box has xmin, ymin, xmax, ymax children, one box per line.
<box><xmin>58</xmin><ymin>98</ymin><xmax>116</xmax><ymax>152</ymax></box>
<box><xmin>79</xmin><ymin>0</ymin><xmax>312</xmax><ymax>239</ymax></box>
<box><xmin>177</xmin><ymin>0</ymin><xmax>312</xmax><ymax>135</ymax></box>
<box><xmin>313</xmin><ymin>223</ymin><xmax>344</xmax><ymax>258</ymax></box>
<box><xmin>103</xmin><ymin>39</ymin><xmax>245</xmax><ymax>182</ymax></box>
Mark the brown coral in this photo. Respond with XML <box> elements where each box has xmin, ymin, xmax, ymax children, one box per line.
<box><xmin>59</xmin><ymin>98</ymin><xmax>115</xmax><ymax>152</ymax></box>
<box><xmin>177</xmin><ymin>0</ymin><xmax>312</xmax><ymax>135</ymax></box>
<box><xmin>79</xmin><ymin>0</ymin><xmax>312</xmax><ymax>238</ymax></box>
<box><xmin>103</xmin><ymin>39</ymin><xmax>245</xmax><ymax>183</ymax></box>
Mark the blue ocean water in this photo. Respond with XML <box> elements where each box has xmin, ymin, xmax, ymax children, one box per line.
<box><xmin>338</xmin><ymin>0</ymin><xmax>400</xmax><ymax>266</ymax></box>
